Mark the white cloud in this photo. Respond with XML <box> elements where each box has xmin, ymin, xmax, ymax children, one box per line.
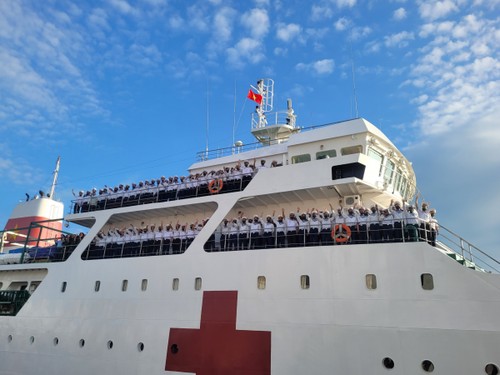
<box><xmin>311</xmin><ymin>5</ymin><xmax>333</xmax><ymax>21</ymax></box>
<box><xmin>241</xmin><ymin>8</ymin><xmax>269</xmax><ymax>39</ymax></box>
<box><xmin>332</xmin><ymin>0</ymin><xmax>357</xmax><ymax>8</ymax></box>
<box><xmin>296</xmin><ymin>59</ymin><xmax>335</xmax><ymax>75</ymax></box>
<box><xmin>334</xmin><ymin>17</ymin><xmax>351</xmax><ymax>31</ymax></box>
<box><xmin>276</xmin><ymin>23</ymin><xmax>302</xmax><ymax>43</ymax></box>
<box><xmin>109</xmin><ymin>0</ymin><xmax>138</xmax><ymax>16</ymax></box>
<box><xmin>349</xmin><ymin>26</ymin><xmax>372</xmax><ymax>40</ymax></box>
<box><xmin>393</xmin><ymin>7</ymin><xmax>407</xmax><ymax>20</ymax></box>
<box><xmin>213</xmin><ymin>6</ymin><xmax>236</xmax><ymax>43</ymax></box>
<box><xmin>418</xmin><ymin>0</ymin><xmax>460</xmax><ymax>21</ymax></box>
<box><xmin>168</xmin><ymin>14</ymin><xmax>184</xmax><ymax>30</ymax></box>
<box><xmin>384</xmin><ymin>31</ymin><xmax>414</xmax><ymax>48</ymax></box>
<box><xmin>226</xmin><ymin>38</ymin><xmax>265</xmax><ymax>68</ymax></box>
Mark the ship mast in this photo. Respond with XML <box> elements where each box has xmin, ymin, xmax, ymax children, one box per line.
<box><xmin>250</xmin><ymin>78</ymin><xmax>300</xmax><ymax>145</ymax></box>
<box><xmin>49</xmin><ymin>156</ymin><xmax>61</xmax><ymax>199</ymax></box>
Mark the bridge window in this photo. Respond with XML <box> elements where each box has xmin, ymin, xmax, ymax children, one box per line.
<box><xmin>421</xmin><ymin>273</ymin><xmax>434</xmax><ymax>290</ymax></box>
<box><xmin>365</xmin><ymin>274</ymin><xmax>377</xmax><ymax>290</ymax></box>
<box><xmin>368</xmin><ymin>147</ymin><xmax>384</xmax><ymax>174</ymax></box>
<box><xmin>300</xmin><ymin>275</ymin><xmax>310</xmax><ymax>289</ymax></box>
<box><xmin>257</xmin><ymin>276</ymin><xmax>266</xmax><ymax>290</ymax></box>
<box><xmin>316</xmin><ymin>150</ymin><xmax>337</xmax><ymax>160</ymax></box>
<box><xmin>341</xmin><ymin>145</ymin><xmax>363</xmax><ymax>155</ymax></box>
<box><xmin>291</xmin><ymin>154</ymin><xmax>311</xmax><ymax>164</ymax></box>
<box><xmin>384</xmin><ymin>160</ymin><xmax>395</xmax><ymax>184</ymax></box>
<box><xmin>331</xmin><ymin>162</ymin><xmax>365</xmax><ymax>180</ymax></box>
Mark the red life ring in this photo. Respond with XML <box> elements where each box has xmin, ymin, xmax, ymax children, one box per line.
<box><xmin>331</xmin><ymin>224</ymin><xmax>351</xmax><ymax>243</ymax></box>
<box><xmin>208</xmin><ymin>179</ymin><xmax>223</xmax><ymax>194</ymax></box>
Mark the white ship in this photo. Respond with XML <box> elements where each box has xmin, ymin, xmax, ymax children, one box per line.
<box><xmin>1</xmin><ymin>79</ymin><xmax>499</xmax><ymax>375</ymax></box>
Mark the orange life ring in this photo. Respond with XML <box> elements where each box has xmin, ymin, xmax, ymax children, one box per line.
<box><xmin>208</xmin><ymin>179</ymin><xmax>223</xmax><ymax>194</ymax></box>
<box><xmin>331</xmin><ymin>224</ymin><xmax>351</xmax><ymax>243</ymax></box>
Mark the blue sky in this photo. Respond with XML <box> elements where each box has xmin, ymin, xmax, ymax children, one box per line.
<box><xmin>1</xmin><ymin>0</ymin><xmax>499</xmax><ymax>259</ymax></box>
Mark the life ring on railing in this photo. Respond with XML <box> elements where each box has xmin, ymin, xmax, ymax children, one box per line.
<box><xmin>208</xmin><ymin>179</ymin><xmax>224</xmax><ymax>194</ymax></box>
<box><xmin>331</xmin><ymin>224</ymin><xmax>351</xmax><ymax>243</ymax></box>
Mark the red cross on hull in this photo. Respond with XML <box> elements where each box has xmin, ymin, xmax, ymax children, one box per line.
<box><xmin>165</xmin><ymin>291</ymin><xmax>271</xmax><ymax>375</ymax></box>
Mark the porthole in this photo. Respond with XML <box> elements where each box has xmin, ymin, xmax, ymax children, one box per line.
<box><xmin>107</xmin><ymin>340</ymin><xmax>113</xmax><ymax>350</ymax></box>
<box><xmin>29</xmin><ymin>336</ymin><xmax>35</xmax><ymax>344</ymax></box>
<box><xmin>172</xmin><ymin>278</ymin><xmax>179</xmax><ymax>291</ymax></box>
<box><xmin>486</xmin><ymin>363</ymin><xmax>499</xmax><ymax>375</ymax></box>
<box><xmin>122</xmin><ymin>280</ymin><xmax>128</xmax><ymax>292</ymax></box>
<box><xmin>94</xmin><ymin>280</ymin><xmax>101</xmax><ymax>292</ymax></box>
<box><xmin>53</xmin><ymin>337</ymin><xmax>59</xmax><ymax>346</ymax></box>
<box><xmin>194</xmin><ymin>277</ymin><xmax>202</xmax><ymax>291</ymax></box>
<box><xmin>170</xmin><ymin>344</ymin><xmax>179</xmax><ymax>354</ymax></box>
<box><xmin>421</xmin><ymin>273</ymin><xmax>434</xmax><ymax>290</ymax></box>
<box><xmin>79</xmin><ymin>339</ymin><xmax>85</xmax><ymax>348</ymax></box>
<box><xmin>300</xmin><ymin>275</ymin><xmax>310</xmax><ymax>289</ymax></box>
<box><xmin>137</xmin><ymin>342</ymin><xmax>145</xmax><ymax>352</ymax></box>
<box><xmin>61</xmin><ymin>281</ymin><xmax>67</xmax><ymax>293</ymax></box>
<box><xmin>365</xmin><ymin>274</ymin><xmax>377</xmax><ymax>290</ymax></box>
<box><xmin>7</xmin><ymin>335</ymin><xmax>12</xmax><ymax>343</ymax></box>
<box><xmin>382</xmin><ymin>357</ymin><xmax>394</xmax><ymax>369</ymax></box>
<box><xmin>422</xmin><ymin>360</ymin><xmax>434</xmax><ymax>372</ymax></box>
<box><xmin>141</xmin><ymin>279</ymin><xmax>148</xmax><ymax>291</ymax></box>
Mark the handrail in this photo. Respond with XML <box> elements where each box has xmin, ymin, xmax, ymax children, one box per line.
<box><xmin>436</xmin><ymin>224</ymin><xmax>499</xmax><ymax>273</ymax></box>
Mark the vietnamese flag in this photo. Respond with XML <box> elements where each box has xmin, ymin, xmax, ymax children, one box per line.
<box><xmin>247</xmin><ymin>89</ymin><xmax>263</xmax><ymax>104</ymax></box>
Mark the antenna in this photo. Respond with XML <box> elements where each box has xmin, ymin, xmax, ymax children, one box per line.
<box><xmin>49</xmin><ymin>156</ymin><xmax>61</xmax><ymax>199</ymax></box>
<box><xmin>350</xmin><ymin>41</ymin><xmax>359</xmax><ymax>118</ymax></box>
<box><xmin>232</xmin><ymin>79</ymin><xmax>236</xmax><ymax>149</ymax></box>
<box><xmin>205</xmin><ymin>78</ymin><xmax>210</xmax><ymax>159</ymax></box>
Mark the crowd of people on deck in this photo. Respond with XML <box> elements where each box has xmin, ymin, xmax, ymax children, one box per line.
<box><xmin>83</xmin><ymin>195</ymin><xmax>438</xmax><ymax>260</ymax></box>
<box><xmin>206</xmin><ymin>196</ymin><xmax>438</xmax><ymax>251</ymax></box>
<box><xmin>72</xmin><ymin>159</ymin><xmax>280</xmax><ymax>213</ymax></box>
<box><xmin>85</xmin><ymin>219</ymin><xmax>209</xmax><ymax>259</ymax></box>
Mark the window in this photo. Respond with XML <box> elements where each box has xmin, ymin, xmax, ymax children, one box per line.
<box><xmin>79</xmin><ymin>339</ymin><xmax>85</xmax><ymax>348</ymax></box>
<box><xmin>172</xmin><ymin>278</ymin><xmax>179</xmax><ymax>291</ymax></box>
<box><xmin>107</xmin><ymin>340</ymin><xmax>114</xmax><ymax>350</ymax></box>
<box><xmin>291</xmin><ymin>154</ymin><xmax>311</xmax><ymax>164</ymax></box>
<box><xmin>421</xmin><ymin>273</ymin><xmax>434</xmax><ymax>290</ymax></box>
<box><xmin>0</xmin><ymin>282</ymin><xmax>3</xmax><ymax>289</ymax></box>
<box><xmin>341</xmin><ymin>145</ymin><xmax>363</xmax><ymax>155</ymax></box>
<box><xmin>141</xmin><ymin>279</ymin><xmax>148</xmax><ymax>291</ymax></box>
<box><xmin>365</xmin><ymin>274</ymin><xmax>377</xmax><ymax>290</ymax></box>
<box><xmin>53</xmin><ymin>337</ymin><xmax>59</xmax><ymax>346</ymax></box>
<box><xmin>316</xmin><ymin>150</ymin><xmax>337</xmax><ymax>160</ymax></box>
<box><xmin>29</xmin><ymin>336</ymin><xmax>35</xmax><ymax>344</ymax></box>
<box><xmin>61</xmin><ymin>282</ymin><xmax>67</xmax><ymax>293</ymax></box>
<box><xmin>94</xmin><ymin>281</ymin><xmax>101</xmax><ymax>292</ymax></box>
<box><xmin>331</xmin><ymin>163</ymin><xmax>366</xmax><ymax>180</ymax></box>
<box><xmin>195</xmin><ymin>277</ymin><xmax>202</xmax><ymax>291</ymax></box>
<box><xmin>368</xmin><ymin>148</ymin><xmax>384</xmax><ymax>176</ymax></box>
<box><xmin>300</xmin><ymin>275</ymin><xmax>310</xmax><ymax>289</ymax></box>
<box><xmin>257</xmin><ymin>276</ymin><xmax>266</xmax><ymax>290</ymax></box>
<box><xmin>137</xmin><ymin>342</ymin><xmax>145</xmax><ymax>352</ymax></box>
<box><xmin>122</xmin><ymin>280</ymin><xmax>128</xmax><ymax>292</ymax></box>
<box><xmin>384</xmin><ymin>160</ymin><xmax>395</xmax><ymax>184</ymax></box>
